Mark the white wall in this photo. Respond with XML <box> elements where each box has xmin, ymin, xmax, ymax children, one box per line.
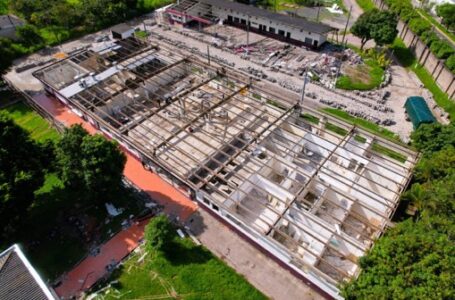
<box><xmin>212</xmin><ymin>6</ymin><xmax>327</xmax><ymax>46</ymax></box>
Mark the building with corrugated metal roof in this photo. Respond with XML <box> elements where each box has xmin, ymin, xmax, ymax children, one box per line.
<box><xmin>0</xmin><ymin>244</ymin><xmax>57</xmax><ymax>300</ymax></box>
<box><xmin>404</xmin><ymin>96</ymin><xmax>436</xmax><ymax>129</ymax></box>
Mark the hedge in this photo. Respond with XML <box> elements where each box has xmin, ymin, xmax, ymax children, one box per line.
<box><xmin>383</xmin><ymin>0</ymin><xmax>455</xmax><ymax>74</ymax></box>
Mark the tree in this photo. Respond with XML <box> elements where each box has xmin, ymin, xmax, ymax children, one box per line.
<box><xmin>80</xmin><ymin>134</ymin><xmax>126</xmax><ymax>202</ymax></box>
<box><xmin>411</xmin><ymin>123</ymin><xmax>455</xmax><ymax>155</ymax></box>
<box><xmin>0</xmin><ymin>113</ymin><xmax>45</xmax><ymax>236</ymax></box>
<box><xmin>55</xmin><ymin>124</ymin><xmax>126</xmax><ymax>204</ymax></box>
<box><xmin>436</xmin><ymin>3</ymin><xmax>455</xmax><ymax>30</ymax></box>
<box><xmin>351</xmin><ymin>9</ymin><xmax>398</xmax><ymax>50</ymax></box>
<box><xmin>341</xmin><ymin>217</ymin><xmax>455</xmax><ymax>300</ymax></box>
<box><xmin>56</xmin><ymin>124</ymin><xmax>88</xmax><ymax>192</ymax></box>
<box><xmin>145</xmin><ymin>215</ymin><xmax>174</xmax><ymax>252</ymax></box>
<box><xmin>16</xmin><ymin>24</ymin><xmax>44</xmax><ymax>48</ymax></box>
<box><xmin>0</xmin><ymin>38</ymin><xmax>17</xmax><ymax>71</ymax></box>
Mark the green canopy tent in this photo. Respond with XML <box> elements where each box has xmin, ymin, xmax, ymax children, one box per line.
<box><xmin>404</xmin><ymin>96</ymin><xmax>436</xmax><ymax>129</ymax></box>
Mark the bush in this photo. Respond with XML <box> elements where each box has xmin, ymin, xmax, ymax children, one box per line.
<box><xmin>400</xmin><ymin>6</ymin><xmax>419</xmax><ymax>22</ymax></box>
<box><xmin>430</xmin><ymin>40</ymin><xmax>455</xmax><ymax>59</ymax></box>
<box><xmin>421</xmin><ymin>30</ymin><xmax>439</xmax><ymax>47</ymax></box>
<box><xmin>145</xmin><ymin>215</ymin><xmax>174</xmax><ymax>252</ymax></box>
<box><xmin>408</xmin><ymin>17</ymin><xmax>431</xmax><ymax>36</ymax></box>
<box><xmin>445</xmin><ymin>54</ymin><xmax>455</xmax><ymax>72</ymax></box>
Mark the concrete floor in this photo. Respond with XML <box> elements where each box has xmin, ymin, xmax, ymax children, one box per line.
<box><xmin>186</xmin><ymin>208</ymin><xmax>326</xmax><ymax>300</ymax></box>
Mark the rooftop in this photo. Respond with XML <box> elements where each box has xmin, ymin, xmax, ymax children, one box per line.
<box><xmin>0</xmin><ymin>245</ymin><xmax>56</xmax><ymax>300</ymax></box>
<box><xmin>34</xmin><ymin>36</ymin><xmax>418</xmax><ymax>290</ymax></box>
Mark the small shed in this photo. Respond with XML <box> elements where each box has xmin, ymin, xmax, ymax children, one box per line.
<box><xmin>111</xmin><ymin>23</ymin><xmax>134</xmax><ymax>39</ymax></box>
<box><xmin>404</xmin><ymin>96</ymin><xmax>436</xmax><ymax>129</ymax></box>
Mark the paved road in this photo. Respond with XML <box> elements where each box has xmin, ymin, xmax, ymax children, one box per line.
<box><xmin>186</xmin><ymin>208</ymin><xmax>327</xmax><ymax>300</ymax></box>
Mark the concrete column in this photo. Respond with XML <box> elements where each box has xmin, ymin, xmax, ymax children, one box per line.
<box><xmin>434</xmin><ymin>62</ymin><xmax>444</xmax><ymax>81</ymax></box>
<box><xmin>432</xmin><ymin>60</ymin><xmax>441</xmax><ymax>76</ymax></box>
<box><xmin>446</xmin><ymin>76</ymin><xmax>455</xmax><ymax>94</ymax></box>
<box><xmin>422</xmin><ymin>47</ymin><xmax>432</xmax><ymax>65</ymax></box>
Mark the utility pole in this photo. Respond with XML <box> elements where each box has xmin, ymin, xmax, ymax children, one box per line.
<box><xmin>207</xmin><ymin>45</ymin><xmax>211</xmax><ymax>65</ymax></box>
<box><xmin>246</xmin><ymin>15</ymin><xmax>250</xmax><ymax>55</ymax></box>
<box><xmin>341</xmin><ymin>6</ymin><xmax>352</xmax><ymax>48</ymax></box>
<box><xmin>297</xmin><ymin>69</ymin><xmax>309</xmax><ymax>114</ymax></box>
<box><xmin>316</xmin><ymin>1</ymin><xmax>321</xmax><ymax>22</ymax></box>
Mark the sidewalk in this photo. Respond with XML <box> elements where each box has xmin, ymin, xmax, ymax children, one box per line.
<box><xmin>55</xmin><ymin>220</ymin><xmax>148</xmax><ymax>298</ymax></box>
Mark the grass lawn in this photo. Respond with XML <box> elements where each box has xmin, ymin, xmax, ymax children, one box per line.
<box><xmin>1</xmin><ymin>101</ymin><xmax>60</xmax><ymax>142</ymax></box>
<box><xmin>93</xmin><ymin>236</ymin><xmax>266</xmax><ymax>300</ymax></box>
<box><xmin>371</xmin><ymin>142</ymin><xmax>407</xmax><ymax>163</ymax></box>
<box><xmin>390</xmin><ymin>38</ymin><xmax>455</xmax><ymax>120</ymax></box>
<box><xmin>322</xmin><ymin>108</ymin><xmax>400</xmax><ymax>141</ymax></box>
<box><xmin>355</xmin><ymin>0</ymin><xmax>375</xmax><ymax>12</ymax></box>
<box><xmin>325</xmin><ymin>122</ymin><xmax>348</xmax><ymax>136</ymax></box>
<box><xmin>301</xmin><ymin>113</ymin><xmax>320</xmax><ymax>124</ymax></box>
<box><xmin>336</xmin><ymin>59</ymin><xmax>385</xmax><ymax>90</ymax></box>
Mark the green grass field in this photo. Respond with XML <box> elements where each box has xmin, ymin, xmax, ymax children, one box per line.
<box><xmin>95</xmin><ymin>237</ymin><xmax>266</xmax><ymax>300</ymax></box>
<box><xmin>1</xmin><ymin>101</ymin><xmax>60</xmax><ymax>142</ymax></box>
<box><xmin>355</xmin><ymin>0</ymin><xmax>375</xmax><ymax>12</ymax></box>
<box><xmin>336</xmin><ymin>59</ymin><xmax>385</xmax><ymax>91</ymax></box>
<box><xmin>391</xmin><ymin>38</ymin><xmax>455</xmax><ymax>120</ymax></box>
<box><xmin>371</xmin><ymin>142</ymin><xmax>407</xmax><ymax>163</ymax></box>
<box><xmin>322</xmin><ymin>108</ymin><xmax>400</xmax><ymax>141</ymax></box>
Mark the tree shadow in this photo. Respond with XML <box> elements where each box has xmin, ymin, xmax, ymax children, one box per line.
<box><xmin>164</xmin><ymin>238</ymin><xmax>212</xmax><ymax>266</ymax></box>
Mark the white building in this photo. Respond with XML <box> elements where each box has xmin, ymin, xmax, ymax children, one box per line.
<box><xmin>166</xmin><ymin>0</ymin><xmax>334</xmax><ymax>48</ymax></box>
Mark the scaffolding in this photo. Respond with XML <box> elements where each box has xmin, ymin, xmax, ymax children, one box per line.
<box><xmin>34</xmin><ymin>36</ymin><xmax>418</xmax><ymax>289</ymax></box>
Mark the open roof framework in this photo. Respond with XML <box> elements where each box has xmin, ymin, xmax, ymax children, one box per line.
<box><xmin>34</xmin><ymin>37</ymin><xmax>418</xmax><ymax>289</ymax></box>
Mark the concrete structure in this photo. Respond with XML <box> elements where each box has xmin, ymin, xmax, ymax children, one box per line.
<box><xmin>166</xmin><ymin>0</ymin><xmax>334</xmax><ymax>48</ymax></box>
<box><xmin>33</xmin><ymin>36</ymin><xmax>418</xmax><ymax>299</ymax></box>
<box><xmin>0</xmin><ymin>244</ymin><xmax>57</xmax><ymax>300</ymax></box>
<box><xmin>111</xmin><ymin>23</ymin><xmax>135</xmax><ymax>40</ymax></box>
<box><xmin>0</xmin><ymin>15</ymin><xmax>24</xmax><ymax>40</ymax></box>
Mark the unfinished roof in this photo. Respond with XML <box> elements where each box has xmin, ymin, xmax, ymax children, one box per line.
<box><xmin>34</xmin><ymin>37</ymin><xmax>417</xmax><ymax>291</ymax></box>
<box><xmin>0</xmin><ymin>245</ymin><xmax>56</xmax><ymax>300</ymax></box>
<box><xmin>172</xmin><ymin>0</ymin><xmax>333</xmax><ymax>34</ymax></box>
<box><xmin>0</xmin><ymin>15</ymin><xmax>24</xmax><ymax>28</ymax></box>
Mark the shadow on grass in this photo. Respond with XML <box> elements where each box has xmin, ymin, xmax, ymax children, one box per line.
<box><xmin>163</xmin><ymin>238</ymin><xmax>212</xmax><ymax>266</ymax></box>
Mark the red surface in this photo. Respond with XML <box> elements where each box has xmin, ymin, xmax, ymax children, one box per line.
<box><xmin>55</xmin><ymin>220</ymin><xmax>147</xmax><ymax>297</ymax></box>
<box><xmin>32</xmin><ymin>94</ymin><xmax>198</xmax><ymax>298</ymax></box>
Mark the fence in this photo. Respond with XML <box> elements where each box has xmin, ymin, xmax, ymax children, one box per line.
<box><xmin>373</xmin><ymin>0</ymin><xmax>455</xmax><ymax>100</ymax></box>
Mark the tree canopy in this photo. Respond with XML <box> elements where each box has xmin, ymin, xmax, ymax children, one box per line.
<box><xmin>0</xmin><ymin>113</ymin><xmax>46</xmax><ymax>236</ymax></box>
<box><xmin>342</xmin><ymin>122</ymin><xmax>455</xmax><ymax>299</ymax></box>
<box><xmin>342</xmin><ymin>217</ymin><xmax>455</xmax><ymax>300</ymax></box>
<box><xmin>436</xmin><ymin>3</ymin><xmax>455</xmax><ymax>31</ymax></box>
<box><xmin>351</xmin><ymin>9</ymin><xmax>398</xmax><ymax>50</ymax></box>
<box><xmin>145</xmin><ymin>215</ymin><xmax>174</xmax><ymax>252</ymax></box>
<box><xmin>56</xmin><ymin>125</ymin><xmax>126</xmax><ymax>204</ymax></box>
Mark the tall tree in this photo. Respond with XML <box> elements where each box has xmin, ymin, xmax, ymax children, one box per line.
<box><xmin>55</xmin><ymin>124</ymin><xmax>126</xmax><ymax>204</ymax></box>
<box><xmin>436</xmin><ymin>3</ymin><xmax>455</xmax><ymax>30</ymax></box>
<box><xmin>145</xmin><ymin>215</ymin><xmax>174</xmax><ymax>252</ymax></box>
<box><xmin>0</xmin><ymin>113</ymin><xmax>45</xmax><ymax>236</ymax></box>
<box><xmin>80</xmin><ymin>134</ymin><xmax>126</xmax><ymax>202</ymax></box>
<box><xmin>341</xmin><ymin>217</ymin><xmax>455</xmax><ymax>300</ymax></box>
<box><xmin>56</xmin><ymin>124</ymin><xmax>88</xmax><ymax>193</ymax></box>
<box><xmin>351</xmin><ymin>9</ymin><xmax>398</xmax><ymax>50</ymax></box>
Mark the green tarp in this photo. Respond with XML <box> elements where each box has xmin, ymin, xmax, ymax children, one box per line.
<box><xmin>404</xmin><ymin>96</ymin><xmax>436</xmax><ymax>129</ymax></box>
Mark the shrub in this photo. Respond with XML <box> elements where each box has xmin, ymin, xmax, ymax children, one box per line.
<box><xmin>445</xmin><ymin>54</ymin><xmax>455</xmax><ymax>72</ymax></box>
<box><xmin>421</xmin><ymin>30</ymin><xmax>439</xmax><ymax>47</ymax></box>
<box><xmin>408</xmin><ymin>17</ymin><xmax>431</xmax><ymax>36</ymax></box>
<box><xmin>430</xmin><ymin>40</ymin><xmax>455</xmax><ymax>59</ymax></box>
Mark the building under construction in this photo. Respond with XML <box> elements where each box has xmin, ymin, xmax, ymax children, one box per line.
<box><xmin>33</xmin><ymin>36</ymin><xmax>418</xmax><ymax>299</ymax></box>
